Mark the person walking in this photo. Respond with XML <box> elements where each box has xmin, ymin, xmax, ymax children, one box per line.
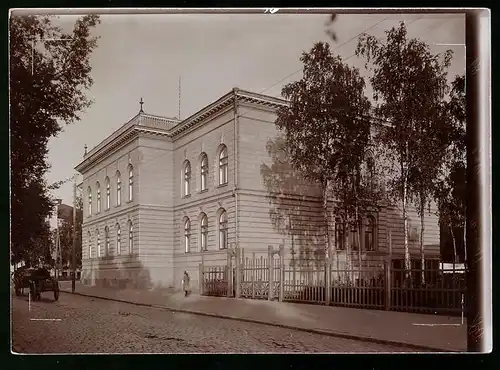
<box><xmin>182</xmin><ymin>270</ymin><xmax>191</xmax><ymax>297</ymax></box>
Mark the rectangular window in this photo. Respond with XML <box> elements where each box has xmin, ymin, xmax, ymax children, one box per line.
<box><xmin>219</xmin><ymin>161</ymin><xmax>228</xmax><ymax>185</ymax></box>
<box><xmin>201</xmin><ymin>156</ymin><xmax>208</xmax><ymax>191</ymax></box>
<box><xmin>128</xmin><ymin>168</ymin><xmax>134</xmax><ymax>202</ymax></box>
<box><xmin>335</xmin><ymin>221</ymin><xmax>345</xmax><ymax>251</ymax></box>
<box><xmin>117</xmin><ymin>228</ymin><xmax>121</xmax><ymax>256</ymax></box>
<box><xmin>117</xmin><ymin>181</ymin><xmax>121</xmax><ymax>206</ymax></box>
<box><xmin>97</xmin><ymin>190</ymin><xmax>101</xmax><ymax>213</ymax></box>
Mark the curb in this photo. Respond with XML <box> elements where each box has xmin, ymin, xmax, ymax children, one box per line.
<box><xmin>60</xmin><ymin>290</ymin><xmax>456</xmax><ymax>353</ymax></box>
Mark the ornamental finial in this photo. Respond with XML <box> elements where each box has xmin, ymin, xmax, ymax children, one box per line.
<box><xmin>139</xmin><ymin>97</ymin><xmax>144</xmax><ymax>113</ymax></box>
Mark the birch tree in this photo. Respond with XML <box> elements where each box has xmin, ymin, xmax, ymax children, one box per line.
<box><xmin>356</xmin><ymin>22</ymin><xmax>453</xmax><ymax>282</ymax></box>
<box><xmin>435</xmin><ymin>74</ymin><xmax>466</xmax><ymax>264</ymax></box>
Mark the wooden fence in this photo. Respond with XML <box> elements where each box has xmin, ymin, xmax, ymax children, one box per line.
<box><xmin>199</xmin><ymin>246</ymin><xmax>467</xmax><ymax>316</ymax></box>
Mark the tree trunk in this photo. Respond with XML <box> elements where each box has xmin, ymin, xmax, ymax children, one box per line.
<box><xmin>403</xmin><ymin>177</ymin><xmax>411</xmax><ymax>284</ymax></box>
<box><xmin>332</xmin><ymin>216</ymin><xmax>340</xmax><ymax>283</ymax></box>
<box><xmin>322</xmin><ymin>181</ymin><xmax>332</xmax><ymax>261</ymax></box>
<box><xmin>345</xmin><ymin>214</ymin><xmax>351</xmax><ymax>284</ymax></box>
<box><xmin>420</xmin><ymin>200</ymin><xmax>425</xmax><ymax>286</ymax></box>
<box><xmin>353</xmin><ymin>169</ymin><xmax>362</xmax><ymax>281</ymax></box>
<box><xmin>357</xmin><ymin>220</ymin><xmax>362</xmax><ymax>284</ymax></box>
<box><xmin>450</xmin><ymin>225</ymin><xmax>458</xmax><ymax>264</ymax></box>
<box><xmin>463</xmin><ymin>216</ymin><xmax>467</xmax><ymax>266</ymax></box>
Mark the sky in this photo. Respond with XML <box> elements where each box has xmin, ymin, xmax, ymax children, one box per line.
<box><xmin>40</xmin><ymin>12</ymin><xmax>465</xmax><ymax>206</ymax></box>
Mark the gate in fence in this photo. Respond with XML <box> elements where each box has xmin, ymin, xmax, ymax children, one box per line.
<box><xmin>200</xmin><ymin>245</ymin><xmax>285</xmax><ymax>301</ymax></box>
<box><xmin>199</xmin><ymin>246</ymin><xmax>467</xmax><ymax>316</ymax></box>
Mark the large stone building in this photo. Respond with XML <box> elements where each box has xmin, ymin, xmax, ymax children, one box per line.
<box><xmin>76</xmin><ymin>88</ymin><xmax>440</xmax><ymax>291</ymax></box>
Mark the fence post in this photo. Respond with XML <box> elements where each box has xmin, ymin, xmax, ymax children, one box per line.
<box><xmin>384</xmin><ymin>259</ymin><xmax>391</xmax><ymax>310</ymax></box>
<box><xmin>235</xmin><ymin>247</ymin><xmax>241</xmax><ymax>298</ymax></box>
<box><xmin>325</xmin><ymin>258</ymin><xmax>331</xmax><ymax>305</ymax></box>
<box><xmin>199</xmin><ymin>263</ymin><xmax>204</xmax><ymax>295</ymax></box>
<box><xmin>268</xmin><ymin>245</ymin><xmax>273</xmax><ymax>301</ymax></box>
<box><xmin>279</xmin><ymin>244</ymin><xmax>284</xmax><ymax>302</ymax></box>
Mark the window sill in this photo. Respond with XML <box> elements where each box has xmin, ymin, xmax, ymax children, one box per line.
<box><xmin>182</xmin><ymin>194</ymin><xmax>191</xmax><ymax>199</ymax></box>
<box><xmin>199</xmin><ymin>189</ymin><xmax>208</xmax><ymax>194</ymax></box>
<box><xmin>217</xmin><ymin>183</ymin><xmax>228</xmax><ymax>189</ymax></box>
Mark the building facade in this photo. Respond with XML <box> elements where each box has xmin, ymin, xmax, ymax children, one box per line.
<box><xmin>76</xmin><ymin>88</ymin><xmax>440</xmax><ymax>291</ymax></box>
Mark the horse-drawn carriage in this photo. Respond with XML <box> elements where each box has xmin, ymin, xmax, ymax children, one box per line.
<box><xmin>12</xmin><ymin>266</ymin><xmax>60</xmax><ymax>302</ymax></box>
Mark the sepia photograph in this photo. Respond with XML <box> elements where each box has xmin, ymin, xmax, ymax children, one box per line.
<box><xmin>9</xmin><ymin>8</ymin><xmax>491</xmax><ymax>354</ymax></box>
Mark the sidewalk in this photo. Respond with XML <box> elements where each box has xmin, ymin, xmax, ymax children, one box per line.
<box><xmin>59</xmin><ymin>281</ymin><xmax>466</xmax><ymax>352</ymax></box>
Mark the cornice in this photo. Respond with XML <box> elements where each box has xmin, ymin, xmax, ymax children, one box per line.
<box><xmin>75</xmin><ymin>126</ymin><xmax>138</xmax><ymax>173</ymax></box>
<box><xmin>169</xmin><ymin>92</ymin><xmax>235</xmax><ymax>136</ymax></box>
<box><xmin>74</xmin><ymin>88</ymin><xmax>390</xmax><ymax>175</ymax></box>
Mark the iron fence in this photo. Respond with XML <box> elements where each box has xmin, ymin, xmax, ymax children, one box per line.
<box><xmin>240</xmin><ymin>255</ymin><xmax>269</xmax><ymax>299</ymax></box>
<box><xmin>390</xmin><ymin>267</ymin><xmax>466</xmax><ymax>315</ymax></box>
<box><xmin>199</xmin><ymin>247</ymin><xmax>467</xmax><ymax>316</ymax></box>
<box><xmin>330</xmin><ymin>267</ymin><xmax>385</xmax><ymax>310</ymax></box>
<box><xmin>283</xmin><ymin>267</ymin><xmax>326</xmax><ymax>304</ymax></box>
<box><xmin>201</xmin><ymin>265</ymin><xmax>229</xmax><ymax>297</ymax></box>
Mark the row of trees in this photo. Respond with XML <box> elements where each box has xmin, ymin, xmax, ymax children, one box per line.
<box><xmin>10</xmin><ymin>14</ymin><xmax>100</xmax><ymax>267</ymax></box>
<box><xmin>273</xmin><ymin>22</ymin><xmax>466</xmax><ymax>282</ymax></box>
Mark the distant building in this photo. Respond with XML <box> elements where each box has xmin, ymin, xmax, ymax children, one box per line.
<box><xmin>75</xmin><ymin>88</ymin><xmax>441</xmax><ymax>291</ymax></box>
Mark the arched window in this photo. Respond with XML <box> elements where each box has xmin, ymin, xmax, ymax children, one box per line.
<box><xmin>364</xmin><ymin>216</ymin><xmax>376</xmax><ymax>251</ymax></box>
<box><xmin>218</xmin><ymin>145</ymin><xmax>228</xmax><ymax>185</ymax></box>
<box><xmin>350</xmin><ymin>221</ymin><xmax>360</xmax><ymax>251</ymax></box>
<box><xmin>116</xmin><ymin>171</ymin><xmax>122</xmax><ymax>206</ymax></box>
<box><xmin>184</xmin><ymin>218</ymin><xmax>191</xmax><ymax>253</ymax></box>
<box><xmin>87</xmin><ymin>187</ymin><xmax>92</xmax><ymax>216</ymax></box>
<box><xmin>105</xmin><ymin>177</ymin><xmax>110</xmax><ymax>210</ymax></box>
<box><xmin>183</xmin><ymin>160</ymin><xmax>191</xmax><ymax>197</ymax></box>
<box><xmin>105</xmin><ymin>226</ymin><xmax>110</xmax><ymax>256</ymax></box>
<box><xmin>88</xmin><ymin>231</ymin><xmax>92</xmax><ymax>259</ymax></box>
<box><xmin>128</xmin><ymin>221</ymin><xmax>133</xmax><ymax>254</ymax></box>
<box><xmin>218</xmin><ymin>209</ymin><xmax>228</xmax><ymax>250</ymax></box>
<box><xmin>96</xmin><ymin>182</ymin><xmax>101</xmax><ymax>213</ymax></box>
<box><xmin>335</xmin><ymin>217</ymin><xmax>345</xmax><ymax>251</ymax></box>
<box><xmin>200</xmin><ymin>213</ymin><xmax>208</xmax><ymax>252</ymax></box>
<box><xmin>200</xmin><ymin>153</ymin><xmax>208</xmax><ymax>191</ymax></box>
<box><xmin>367</xmin><ymin>157</ymin><xmax>375</xmax><ymax>178</ymax></box>
<box><xmin>116</xmin><ymin>224</ymin><xmax>121</xmax><ymax>256</ymax></box>
<box><xmin>128</xmin><ymin>165</ymin><xmax>134</xmax><ymax>202</ymax></box>
<box><xmin>97</xmin><ymin>229</ymin><xmax>101</xmax><ymax>257</ymax></box>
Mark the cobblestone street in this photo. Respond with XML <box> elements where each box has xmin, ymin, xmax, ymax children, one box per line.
<box><xmin>12</xmin><ymin>293</ymin><xmax>421</xmax><ymax>353</ymax></box>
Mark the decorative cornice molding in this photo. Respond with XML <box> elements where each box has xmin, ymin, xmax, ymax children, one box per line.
<box><xmin>75</xmin><ymin>127</ymin><xmax>138</xmax><ymax>173</ymax></box>
<box><xmin>75</xmin><ymin>88</ymin><xmax>390</xmax><ymax>175</ymax></box>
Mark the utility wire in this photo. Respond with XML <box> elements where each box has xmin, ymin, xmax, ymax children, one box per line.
<box><xmin>68</xmin><ymin>15</ymin><xmax>447</xmax><ymax>176</ymax></box>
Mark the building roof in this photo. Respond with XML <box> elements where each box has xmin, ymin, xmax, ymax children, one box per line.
<box><xmin>75</xmin><ymin>88</ymin><xmax>288</xmax><ymax>173</ymax></box>
<box><xmin>74</xmin><ymin>88</ymin><xmax>389</xmax><ymax>174</ymax></box>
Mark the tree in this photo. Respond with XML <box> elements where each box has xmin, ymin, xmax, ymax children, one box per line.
<box><xmin>10</xmin><ymin>14</ymin><xmax>100</xmax><ymax>264</ymax></box>
<box><xmin>434</xmin><ymin>74</ymin><xmax>466</xmax><ymax>264</ymax></box>
<box><xmin>356</xmin><ymin>22</ymin><xmax>453</xmax><ymax>282</ymax></box>
<box><xmin>53</xmin><ymin>195</ymin><xmax>83</xmax><ymax>270</ymax></box>
<box><xmin>408</xmin><ymin>90</ymin><xmax>453</xmax><ymax>284</ymax></box>
<box><xmin>275</xmin><ymin>42</ymin><xmax>372</xmax><ymax>271</ymax></box>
